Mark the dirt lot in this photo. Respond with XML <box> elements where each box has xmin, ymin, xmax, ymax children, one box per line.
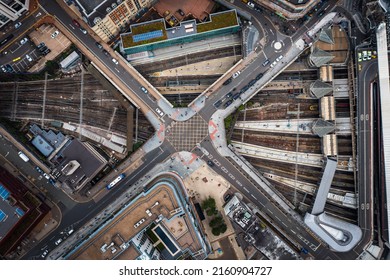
<box><xmin>28</xmin><ymin>24</ymin><xmax>72</xmax><ymax>72</ymax></box>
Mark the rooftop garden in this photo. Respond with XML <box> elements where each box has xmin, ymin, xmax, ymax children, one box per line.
<box><xmin>122</xmin><ymin>20</ymin><xmax>167</xmax><ymax>48</ymax></box>
<box><xmin>196</xmin><ymin>11</ymin><xmax>238</xmax><ymax>33</ymax></box>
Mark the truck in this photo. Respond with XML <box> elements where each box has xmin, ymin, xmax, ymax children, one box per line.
<box><xmin>18</xmin><ymin>151</ymin><xmax>29</xmax><ymax>162</ymax></box>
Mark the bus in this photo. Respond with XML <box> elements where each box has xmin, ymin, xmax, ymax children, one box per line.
<box><xmin>106</xmin><ymin>173</ymin><xmax>125</xmax><ymax>190</ymax></box>
<box><xmin>18</xmin><ymin>151</ymin><xmax>29</xmax><ymax>162</ymax></box>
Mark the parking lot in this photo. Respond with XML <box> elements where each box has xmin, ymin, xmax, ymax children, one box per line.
<box><xmin>0</xmin><ymin>24</ymin><xmax>72</xmax><ymax>73</ymax></box>
<box><xmin>0</xmin><ymin>35</ymin><xmax>40</xmax><ymax>73</ymax></box>
<box><xmin>28</xmin><ymin>24</ymin><xmax>72</xmax><ymax>72</ymax></box>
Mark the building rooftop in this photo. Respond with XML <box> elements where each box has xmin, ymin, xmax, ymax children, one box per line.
<box><xmin>68</xmin><ymin>181</ymin><xmax>207</xmax><ymax>260</ymax></box>
<box><xmin>60</xmin><ymin>51</ymin><xmax>80</xmax><ymax>69</ymax></box>
<box><xmin>310</xmin><ymin>47</ymin><xmax>335</xmax><ymax>67</ymax></box>
<box><xmin>74</xmin><ymin>0</ymin><xmax>123</xmax><ymax>27</ymax></box>
<box><xmin>312</xmin><ymin>118</ymin><xmax>335</xmax><ymax>137</ymax></box>
<box><xmin>31</xmin><ymin>135</ymin><xmax>54</xmax><ymax>157</ymax></box>
<box><xmin>29</xmin><ymin>124</ymin><xmax>66</xmax><ymax>149</ymax></box>
<box><xmin>51</xmin><ymin>139</ymin><xmax>106</xmax><ymax>191</ymax></box>
<box><xmin>310</xmin><ymin>80</ymin><xmax>333</xmax><ymax>98</ymax></box>
<box><xmin>121</xmin><ymin>10</ymin><xmax>238</xmax><ymax>49</ymax></box>
<box><xmin>319</xmin><ymin>27</ymin><xmax>334</xmax><ymax>44</ymax></box>
<box><xmin>0</xmin><ymin>184</ymin><xmax>23</xmax><ymax>241</ymax></box>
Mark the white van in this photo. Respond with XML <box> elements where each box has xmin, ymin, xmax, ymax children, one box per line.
<box><xmin>18</xmin><ymin>151</ymin><xmax>29</xmax><ymax>162</ymax></box>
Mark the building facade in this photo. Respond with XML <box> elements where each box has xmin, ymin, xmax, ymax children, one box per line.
<box><xmin>71</xmin><ymin>0</ymin><xmax>154</xmax><ymax>42</ymax></box>
<box><xmin>0</xmin><ymin>0</ymin><xmax>30</xmax><ymax>28</ymax></box>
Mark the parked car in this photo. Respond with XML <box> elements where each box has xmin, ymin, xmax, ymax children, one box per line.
<box><xmin>102</xmin><ymin>50</ymin><xmax>109</xmax><ymax>56</ymax></box>
<box><xmin>20</xmin><ymin>37</ymin><xmax>28</xmax><ymax>45</ymax></box>
<box><xmin>79</xmin><ymin>27</ymin><xmax>87</xmax><ymax>34</ymax></box>
<box><xmin>226</xmin><ymin>92</ymin><xmax>233</xmax><ymax>98</ymax></box>
<box><xmin>55</xmin><ymin>238</ymin><xmax>62</xmax><ymax>245</ymax></box>
<box><xmin>207</xmin><ymin>160</ymin><xmax>214</xmax><ymax>167</ymax></box>
<box><xmin>276</xmin><ymin>55</ymin><xmax>283</xmax><ymax>62</ymax></box>
<box><xmin>262</xmin><ymin>59</ymin><xmax>270</xmax><ymax>67</ymax></box>
<box><xmin>95</xmin><ymin>42</ymin><xmax>103</xmax><ymax>49</ymax></box>
<box><xmin>112</xmin><ymin>58</ymin><xmax>118</xmax><ymax>65</ymax></box>
<box><xmin>72</xmin><ymin>19</ymin><xmax>80</xmax><ymax>27</ymax></box>
<box><xmin>223</xmin><ymin>77</ymin><xmax>232</xmax><ymax>85</ymax></box>
<box><xmin>214</xmin><ymin>100</ymin><xmax>222</xmax><ymax>108</ymax></box>
<box><xmin>247</xmin><ymin>2</ymin><xmax>255</xmax><ymax>8</ymax></box>
<box><xmin>37</xmin><ymin>42</ymin><xmax>45</xmax><ymax>49</ymax></box>
<box><xmin>14</xmin><ymin>22</ymin><xmax>22</xmax><ymax>29</ymax></box>
<box><xmin>26</xmin><ymin>54</ymin><xmax>32</xmax><ymax>62</ymax></box>
<box><xmin>51</xmin><ymin>31</ymin><xmax>59</xmax><ymax>39</ymax></box>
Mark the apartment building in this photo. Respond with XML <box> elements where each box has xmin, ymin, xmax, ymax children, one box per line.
<box><xmin>0</xmin><ymin>0</ymin><xmax>30</xmax><ymax>28</ymax></box>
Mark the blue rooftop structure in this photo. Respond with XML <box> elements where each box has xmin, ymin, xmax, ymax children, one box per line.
<box><xmin>0</xmin><ymin>209</ymin><xmax>6</xmax><ymax>222</ymax></box>
<box><xmin>0</xmin><ymin>184</ymin><xmax>10</xmax><ymax>201</ymax></box>
<box><xmin>15</xmin><ymin>208</ymin><xmax>25</xmax><ymax>217</ymax></box>
<box><xmin>29</xmin><ymin>124</ymin><xmax>66</xmax><ymax>149</ymax></box>
<box><xmin>32</xmin><ymin>135</ymin><xmax>54</xmax><ymax>157</ymax></box>
<box><xmin>133</xmin><ymin>30</ymin><xmax>163</xmax><ymax>43</ymax></box>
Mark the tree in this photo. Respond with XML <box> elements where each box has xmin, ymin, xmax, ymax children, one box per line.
<box><xmin>202</xmin><ymin>196</ymin><xmax>217</xmax><ymax>216</ymax></box>
<box><xmin>209</xmin><ymin>216</ymin><xmax>224</xmax><ymax>228</ymax></box>
<box><xmin>212</xmin><ymin>227</ymin><xmax>221</xmax><ymax>236</ymax></box>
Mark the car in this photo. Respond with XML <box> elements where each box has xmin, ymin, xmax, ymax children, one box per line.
<box><xmin>43</xmin><ymin>173</ymin><xmax>50</xmax><ymax>180</ymax></box>
<box><xmin>276</xmin><ymin>55</ymin><xmax>283</xmax><ymax>62</ymax></box>
<box><xmin>226</xmin><ymin>92</ymin><xmax>232</xmax><ymax>98</ymax></box>
<box><xmin>37</xmin><ymin>42</ymin><xmax>45</xmax><ymax>49</ymax></box>
<box><xmin>49</xmin><ymin>178</ymin><xmax>56</xmax><ymax>186</ymax></box>
<box><xmin>156</xmin><ymin>108</ymin><xmax>164</xmax><ymax>117</ymax></box>
<box><xmin>55</xmin><ymin>238</ymin><xmax>62</xmax><ymax>245</ymax></box>
<box><xmin>362</xmin><ymin>50</ymin><xmax>368</xmax><ymax>61</ymax></box>
<box><xmin>35</xmin><ymin>166</ymin><xmax>43</xmax><ymax>173</ymax></box>
<box><xmin>224</xmin><ymin>193</ymin><xmax>232</xmax><ymax>202</ymax></box>
<box><xmin>146</xmin><ymin>209</ymin><xmax>152</xmax><ymax>216</ymax></box>
<box><xmin>233</xmin><ymin>93</ymin><xmax>241</xmax><ymax>100</ymax></box>
<box><xmin>41</xmin><ymin>249</ymin><xmax>49</xmax><ymax>258</ymax></box>
<box><xmin>5</xmin><ymin>64</ymin><xmax>13</xmax><ymax>73</ymax></box>
<box><xmin>112</xmin><ymin>58</ymin><xmax>118</xmax><ymax>64</ymax></box>
<box><xmin>224</xmin><ymin>100</ymin><xmax>232</xmax><ymax>108</ymax></box>
<box><xmin>367</xmin><ymin>51</ymin><xmax>372</xmax><ymax>60</ymax></box>
<box><xmin>79</xmin><ymin>27</ymin><xmax>87</xmax><ymax>34</ymax></box>
<box><xmin>256</xmin><ymin>73</ymin><xmax>264</xmax><ymax>80</ymax></box>
<box><xmin>26</xmin><ymin>54</ymin><xmax>32</xmax><ymax>62</ymax></box>
<box><xmin>20</xmin><ymin>37</ymin><xmax>28</xmax><ymax>45</ymax></box>
<box><xmin>177</xmin><ymin>9</ymin><xmax>185</xmax><ymax>16</ymax></box>
<box><xmin>51</xmin><ymin>31</ymin><xmax>59</xmax><ymax>39</ymax></box>
<box><xmin>95</xmin><ymin>42</ymin><xmax>103</xmax><ymax>49</ymax></box>
<box><xmin>42</xmin><ymin>49</ymin><xmax>51</xmax><ymax>55</ymax></box>
<box><xmin>223</xmin><ymin>77</ymin><xmax>232</xmax><ymax>85</ymax></box>
<box><xmin>248</xmin><ymin>79</ymin><xmax>256</xmax><ymax>87</ymax></box>
<box><xmin>270</xmin><ymin>61</ymin><xmax>277</xmax><ymax>68</ymax></box>
<box><xmin>262</xmin><ymin>59</ymin><xmax>270</xmax><ymax>67</ymax></box>
<box><xmin>14</xmin><ymin>22</ymin><xmax>22</xmax><ymax>29</ymax></box>
<box><xmin>207</xmin><ymin>160</ymin><xmax>214</xmax><ymax>167</ymax></box>
<box><xmin>72</xmin><ymin>19</ymin><xmax>80</xmax><ymax>27</ymax></box>
<box><xmin>1</xmin><ymin>65</ymin><xmax>6</xmax><ymax>72</ymax></box>
<box><xmin>357</xmin><ymin>52</ymin><xmax>362</xmax><ymax>62</ymax></box>
<box><xmin>232</xmin><ymin>70</ymin><xmax>241</xmax><ymax>79</ymax></box>
<box><xmin>140</xmin><ymin>86</ymin><xmax>148</xmax><ymax>94</ymax></box>
<box><xmin>247</xmin><ymin>2</ymin><xmax>255</xmax><ymax>8</ymax></box>
<box><xmin>214</xmin><ymin>100</ymin><xmax>222</xmax><ymax>108</ymax></box>
<box><xmin>102</xmin><ymin>50</ymin><xmax>109</xmax><ymax>56</ymax></box>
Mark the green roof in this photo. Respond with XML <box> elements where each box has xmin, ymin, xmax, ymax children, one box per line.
<box><xmin>197</xmin><ymin>10</ymin><xmax>238</xmax><ymax>33</ymax></box>
<box><xmin>122</xmin><ymin>20</ymin><xmax>168</xmax><ymax>49</ymax></box>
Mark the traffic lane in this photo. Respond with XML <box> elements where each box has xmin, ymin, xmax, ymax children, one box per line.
<box><xmin>23</xmin><ymin>146</ymin><xmax>171</xmax><ymax>259</ymax></box>
<box><xmin>196</xmin><ymin>140</ymin><xmax>328</xmax><ymax>257</ymax></box>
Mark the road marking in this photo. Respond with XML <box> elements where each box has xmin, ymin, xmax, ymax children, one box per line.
<box><xmin>275</xmin><ymin>216</ymin><xmax>281</xmax><ymax>221</ymax></box>
<box><xmin>267</xmin><ymin>208</ymin><xmax>273</xmax><ymax>214</ymax></box>
<box><xmin>243</xmin><ymin>187</ymin><xmax>250</xmax><ymax>193</ymax></box>
<box><xmin>282</xmin><ymin>222</ymin><xmax>288</xmax><ymax>227</ymax></box>
<box><xmin>290</xmin><ymin>229</ymin><xmax>296</xmax><ymax>234</ymax></box>
<box><xmin>250</xmin><ymin>194</ymin><xmax>257</xmax><ymax>200</ymax></box>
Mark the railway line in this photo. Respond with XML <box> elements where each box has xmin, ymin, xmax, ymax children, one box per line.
<box><xmin>0</xmin><ymin>74</ymin><xmax>154</xmax><ymax>140</ymax></box>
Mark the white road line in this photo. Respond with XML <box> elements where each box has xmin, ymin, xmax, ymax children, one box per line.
<box><xmin>250</xmin><ymin>194</ymin><xmax>257</xmax><ymax>200</ymax></box>
<box><xmin>243</xmin><ymin>187</ymin><xmax>250</xmax><ymax>193</ymax></box>
<box><xmin>290</xmin><ymin>229</ymin><xmax>296</xmax><ymax>234</ymax></box>
<box><xmin>275</xmin><ymin>216</ymin><xmax>281</xmax><ymax>221</ymax></box>
<box><xmin>267</xmin><ymin>209</ymin><xmax>273</xmax><ymax>214</ymax></box>
<box><xmin>282</xmin><ymin>222</ymin><xmax>288</xmax><ymax>227</ymax></box>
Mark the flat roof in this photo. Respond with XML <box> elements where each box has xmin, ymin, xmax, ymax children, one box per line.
<box><xmin>121</xmin><ymin>10</ymin><xmax>238</xmax><ymax>49</ymax></box>
<box><xmin>68</xmin><ymin>181</ymin><xmax>206</xmax><ymax>260</ymax></box>
<box><xmin>32</xmin><ymin>135</ymin><xmax>54</xmax><ymax>157</ymax></box>
<box><xmin>52</xmin><ymin>139</ymin><xmax>105</xmax><ymax>190</ymax></box>
<box><xmin>0</xmin><ymin>184</ymin><xmax>23</xmax><ymax>241</ymax></box>
<box><xmin>153</xmin><ymin>224</ymin><xmax>179</xmax><ymax>256</ymax></box>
